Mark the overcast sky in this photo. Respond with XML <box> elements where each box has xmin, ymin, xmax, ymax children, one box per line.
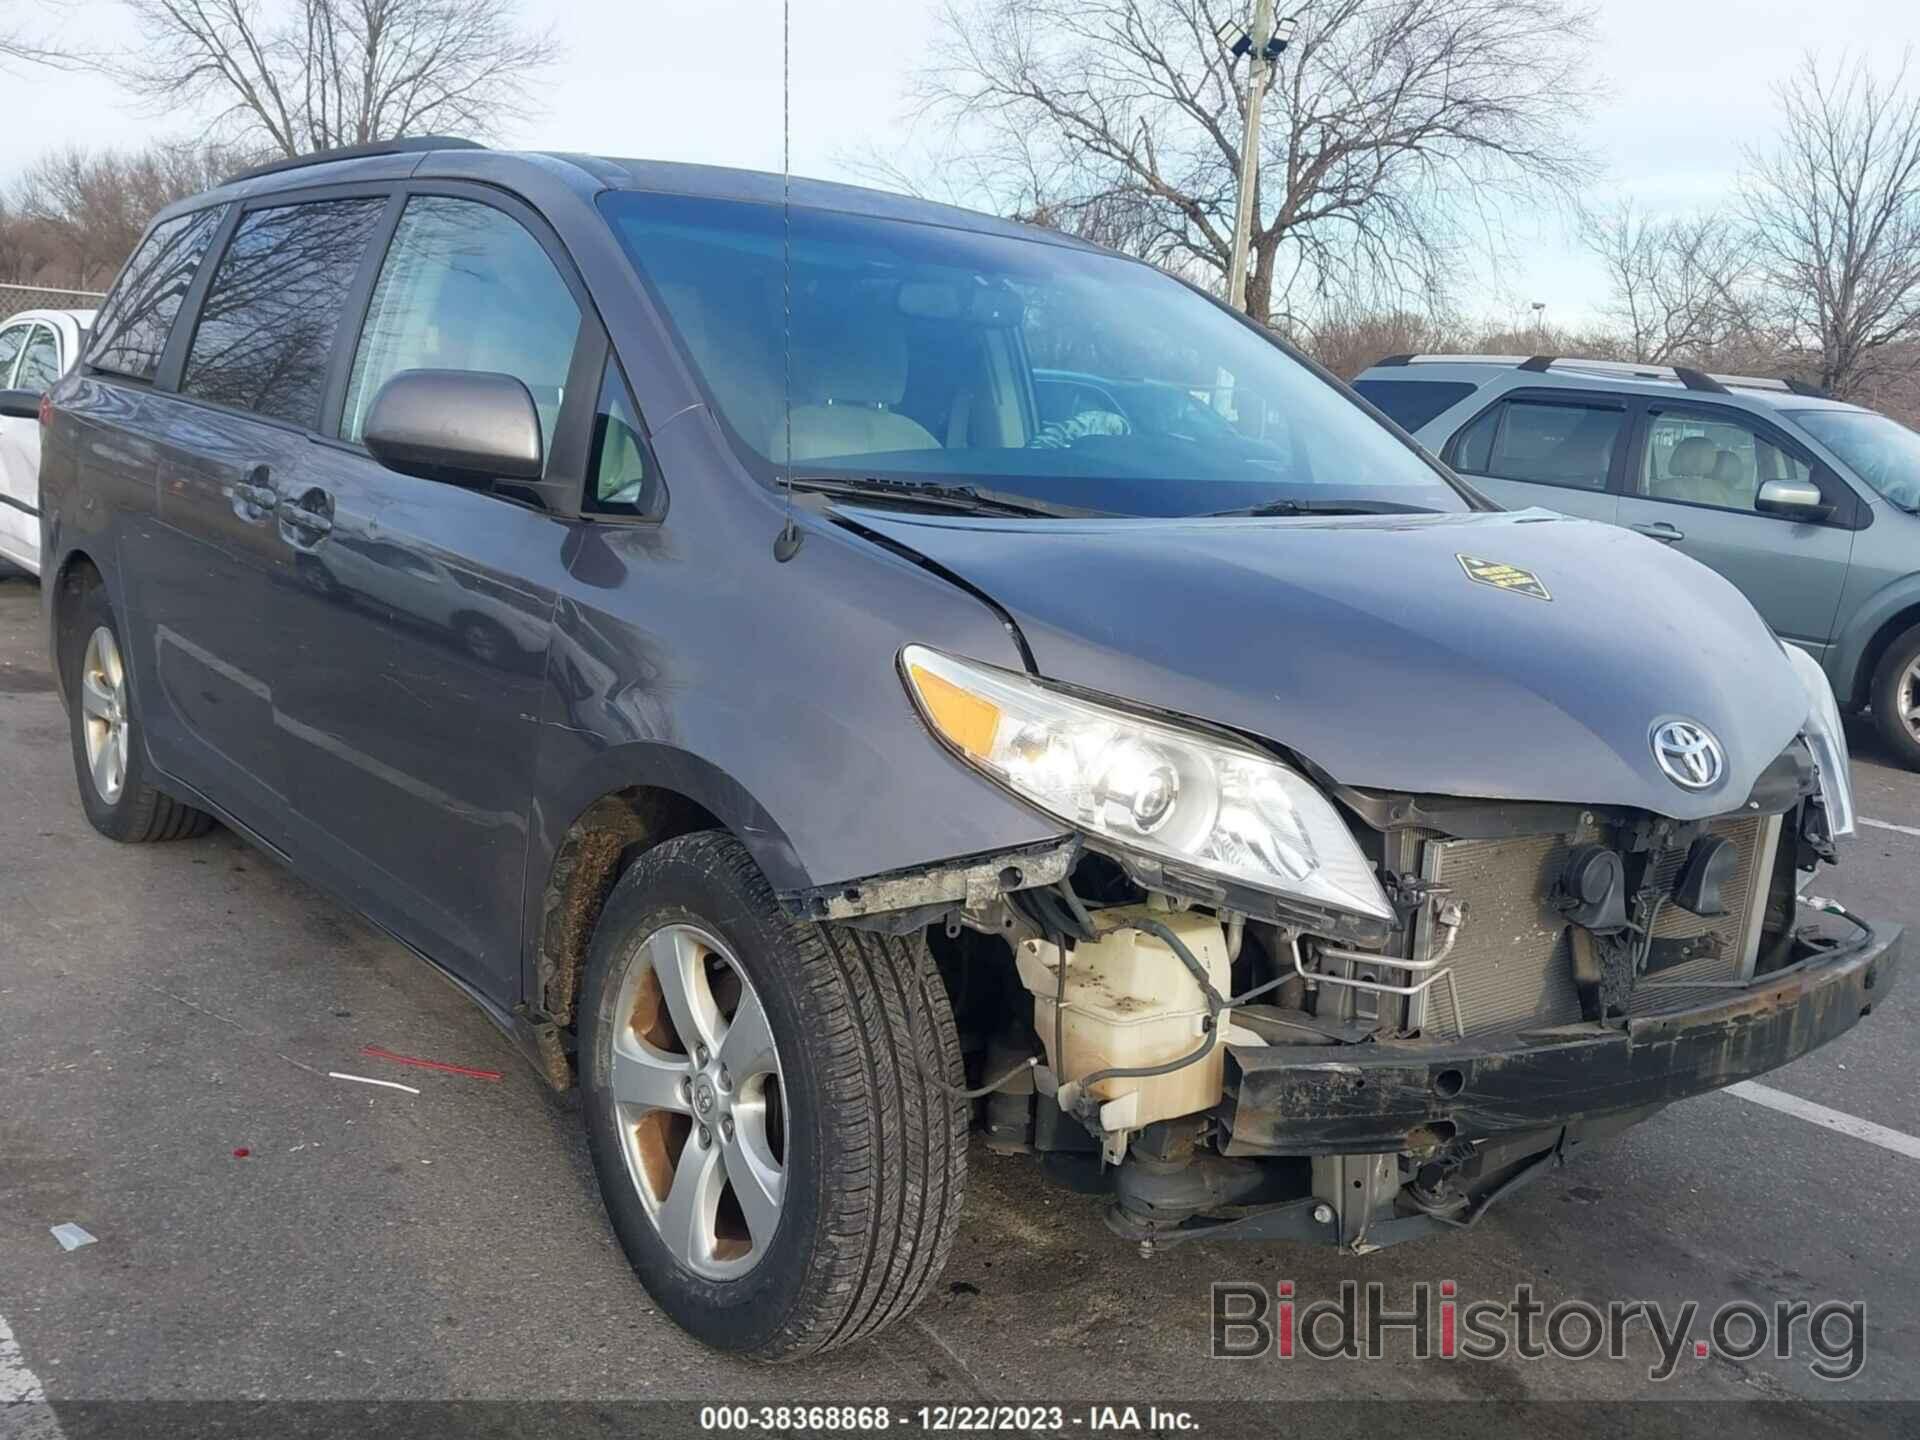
<box><xmin>7</xmin><ymin>0</ymin><xmax>1919</xmax><ymax>324</ymax></box>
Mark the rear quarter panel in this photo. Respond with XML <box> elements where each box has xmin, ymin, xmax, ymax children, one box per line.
<box><xmin>39</xmin><ymin>374</ymin><xmax>164</xmax><ymax>688</ymax></box>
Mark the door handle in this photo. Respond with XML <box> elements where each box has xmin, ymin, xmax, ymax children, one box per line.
<box><xmin>278</xmin><ymin>487</ymin><xmax>336</xmax><ymax>545</ymax></box>
<box><xmin>1633</xmin><ymin>521</ymin><xmax>1685</xmax><ymax>543</ymax></box>
<box><xmin>235</xmin><ymin>464</ymin><xmax>277</xmax><ymax>512</ymax></box>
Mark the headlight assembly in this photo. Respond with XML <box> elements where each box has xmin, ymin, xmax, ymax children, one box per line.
<box><xmin>900</xmin><ymin>646</ymin><xmax>1394</xmax><ymax>922</ymax></box>
<box><xmin>1784</xmin><ymin>643</ymin><xmax>1856</xmax><ymax>838</ymax></box>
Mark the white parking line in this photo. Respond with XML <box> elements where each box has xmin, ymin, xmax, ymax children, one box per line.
<box><xmin>1</xmin><ymin>1310</ymin><xmax>69</xmax><ymax>1440</ymax></box>
<box><xmin>1727</xmin><ymin>1081</ymin><xmax>1920</xmax><ymax>1161</ymax></box>
<box><xmin>1860</xmin><ymin>816</ymin><xmax>1920</xmax><ymax>838</ymax></box>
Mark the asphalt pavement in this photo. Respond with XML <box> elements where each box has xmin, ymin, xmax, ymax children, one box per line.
<box><xmin>2</xmin><ymin>569</ymin><xmax>1917</xmax><ymax>1436</ymax></box>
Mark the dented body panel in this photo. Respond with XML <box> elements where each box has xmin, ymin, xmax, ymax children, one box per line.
<box><xmin>842</xmin><ymin>507</ymin><xmax>1811</xmax><ymax>820</ymax></box>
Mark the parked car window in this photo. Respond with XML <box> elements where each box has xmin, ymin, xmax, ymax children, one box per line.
<box><xmin>1639</xmin><ymin>410</ymin><xmax>1810</xmax><ymax>513</ymax></box>
<box><xmin>1450</xmin><ymin>399</ymin><xmax>1622</xmax><ymax>492</ymax></box>
<box><xmin>600</xmin><ymin>190</ymin><xmax>1471</xmax><ymax>518</ymax></box>
<box><xmin>181</xmin><ymin>198</ymin><xmax>388</xmax><ymax>428</ymax></box>
<box><xmin>587</xmin><ymin>365</ymin><xmax>658</xmax><ymax>516</ymax></box>
<box><xmin>1787</xmin><ymin>408</ymin><xmax>1920</xmax><ymax>512</ymax></box>
<box><xmin>0</xmin><ymin>323</ymin><xmax>28</xmax><ymax>385</ymax></box>
<box><xmin>14</xmin><ymin>325</ymin><xmax>59</xmax><ymax>390</ymax></box>
<box><xmin>1352</xmin><ymin>379</ymin><xmax>1476</xmax><ymax>432</ymax></box>
<box><xmin>342</xmin><ymin>196</ymin><xmax>580</xmax><ymax>471</ymax></box>
<box><xmin>86</xmin><ymin>207</ymin><xmax>225</xmax><ymax>382</ymax></box>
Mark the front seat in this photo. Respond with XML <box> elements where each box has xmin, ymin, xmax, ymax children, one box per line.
<box><xmin>1710</xmin><ymin>447</ymin><xmax>1756</xmax><ymax>509</ymax></box>
<box><xmin>1658</xmin><ymin>435</ymin><xmax>1722</xmax><ymax>504</ymax></box>
<box><xmin>784</xmin><ymin>318</ymin><xmax>941</xmax><ymax>463</ymax></box>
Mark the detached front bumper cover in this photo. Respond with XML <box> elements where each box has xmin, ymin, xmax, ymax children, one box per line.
<box><xmin>1227</xmin><ymin>919</ymin><xmax>1907</xmax><ymax>1156</ymax></box>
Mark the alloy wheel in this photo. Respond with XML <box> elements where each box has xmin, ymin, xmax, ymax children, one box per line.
<box><xmin>79</xmin><ymin>626</ymin><xmax>130</xmax><ymax>805</ymax></box>
<box><xmin>1902</xmin><ymin>658</ymin><xmax>1920</xmax><ymax>744</ymax></box>
<box><xmin>610</xmin><ymin>923</ymin><xmax>787</xmax><ymax>1279</ymax></box>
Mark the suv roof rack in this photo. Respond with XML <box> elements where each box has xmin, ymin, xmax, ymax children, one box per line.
<box><xmin>221</xmin><ymin>136</ymin><xmax>486</xmax><ymax>186</ymax></box>
<box><xmin>1376</xmin><ymin>354</ymin><xmax>1834</xmax><ymax>401</ymax></box>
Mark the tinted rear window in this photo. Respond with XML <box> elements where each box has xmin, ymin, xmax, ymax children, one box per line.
<box><xmin>1452</xmin><ymin>399</ymin><xmax>1624</xmax><ymax>492</ymax></box>
<box><xmin>182</xmin><ymin>197</ymin><xmax>388</xmax><ymax>428</ymax></box>
<box><xmin>86</xmin><ymin>207</ymin><xmax>226</xmax><ymax>382</ymax></box>
<box><xmin>1352</xmin><ymin>379</ymin><xmax>1476</xmax><ymax>432</ymax></box>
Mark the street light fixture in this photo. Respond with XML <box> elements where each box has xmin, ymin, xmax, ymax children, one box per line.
<box><xmin>1263</xmin><ymin>15</ymin><xmax>1298</xmax><ymax>61</ymax></box>
<box><xmin>1215</xmin><ymin>17</ymin><xmax>1253</xmax><ymax>59</ymax></box>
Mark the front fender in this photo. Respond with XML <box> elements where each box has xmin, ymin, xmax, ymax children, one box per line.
<box><xmin>1826</xmin><ymin>571</ymin><xmax>1920</xmax><ymax>705</ymax></box>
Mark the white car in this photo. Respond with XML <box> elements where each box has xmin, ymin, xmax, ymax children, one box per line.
<box><xmin>0</xmin><ymin>308</ymin><xmax>94</xmax><ymax>576</ymax></box>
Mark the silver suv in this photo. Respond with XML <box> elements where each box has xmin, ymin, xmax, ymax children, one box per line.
<box><xmin>1353</xmin><ymin>355</ymin><xmax>1920</xmax><ymax>770</ymax></box>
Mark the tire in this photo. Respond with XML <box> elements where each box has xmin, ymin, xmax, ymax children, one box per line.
<box><xmin>1870</xmin><ymin>624</ymin><xmax>1920</xmax><ymax>771</ymax></box>
<box><xmin>580</xmin><ymin>830</ymin><xmax>967</xmax><ymax>1360</ymax></box>
<box><xmin>64</xmin><ymin>580</ymin><xmax>216</xmax><ymax>843</ymax></box>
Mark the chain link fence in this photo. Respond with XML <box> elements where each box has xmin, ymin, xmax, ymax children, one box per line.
<box><xmin>0</xmin><ymin>281</ymin><xmax>108</xmax><ymax>318</ymax></box>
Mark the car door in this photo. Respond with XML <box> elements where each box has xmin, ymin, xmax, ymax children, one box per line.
<box><xmin>3</xmin><ymin>322</ymin><xmax>62</xmax><ymax>566</ymax></box>
<box><xmin>0</xmin><ymin>320</ymin><xmax>34</xmax><ymax>568</ymax></box>
<box><xmin>1441</xmin><ymin>390</ymin><xmax>1629</xmax><ymax>523</ymax></box>
<box><xmin>269</xmin><ymin>187</ymin><xmax>591</xmax><ymax>1001</ymax></box>
<box><xmin>1615</xmin><ymin>403</ymin><xmax>1858</xmax><ymax>658</ymax></box>
<box><xmin>134</xmin><ymin>194</ymin><xmax>391</xmax><ymax>843</ymax></box>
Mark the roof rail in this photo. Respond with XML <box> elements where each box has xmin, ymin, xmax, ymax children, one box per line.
<box><xmin>1672</xmin><ymin>366</ymin><xmax>1731</xmax><ymax>394</ymax></box>
<box><xmin>221</xmin><ymin>136</ymin><xmax>486</xmax><ymax>186</ymax></box>
<box><xmin>1374</xmin><ymin>353</ymin><xmax>1836</xmax><ymax>401</ymax></box>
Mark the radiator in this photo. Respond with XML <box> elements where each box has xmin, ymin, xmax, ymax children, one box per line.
<box><xmin>1412</xmin><ymin>814</ymin><xmax>1778</xmax><ymax>1040</ymax></box>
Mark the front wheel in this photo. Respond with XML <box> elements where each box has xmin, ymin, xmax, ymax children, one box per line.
<box><xmin>1870</xmin><ymin>624</ymin><xmax>1920</xmax><ymax>771</ymax></box>
<box><xmin>580</xmin><ymin>831</ymin><xmax>968</xmax><ymax>1360</ymax></box>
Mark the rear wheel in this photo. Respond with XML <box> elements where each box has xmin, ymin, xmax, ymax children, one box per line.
<box><xmin>64</xmin><ymin>581</ymin><xmax>215</xmax><ymax>842</ymax></box>
<box><xmin>580</xmin><ymin>830</ymin><xmax>967</xmax><ymax>1360</ymax></box>
<box><xmin>1870</xmin><ymin>624</ymin><xmax>1920</xmax><ymax>771</ymax></box>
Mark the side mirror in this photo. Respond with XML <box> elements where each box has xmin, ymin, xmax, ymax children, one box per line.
<box><xmin>1755</xmin><ymin>478</ymin><xmax>1834</xmax><ymax>523</ymax></box>
<box><xmin>363</xmin><ymin>369</ymin><xmax>544</xmax><ymax>487</ymax></box>
<box><xmin>0</xmin><ymin>389</ymin><xmax>41</xmax><ymax>421</ymax></box>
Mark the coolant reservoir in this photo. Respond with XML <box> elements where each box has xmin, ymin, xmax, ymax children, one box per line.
<box><xmin>1015</xmin><ymin>905</ymin><xmax>1230</xmax><ymax>1142</ymax></box>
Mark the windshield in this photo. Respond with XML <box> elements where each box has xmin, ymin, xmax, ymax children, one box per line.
<box><xmin>599</xmin><ymin>191</ymin><xmax>1468</xmax><ymax>518</ymax></box>
<box><xmin>1787</xmin><ymin>408</ymin><xmax>1920</xmax><ymax>511</ymax></box>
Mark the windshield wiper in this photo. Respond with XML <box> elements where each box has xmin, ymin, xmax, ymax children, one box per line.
<box><xmin>789</xmin><ymin>475</ymin><xmax>1093</xmax><ymax>518</ymax></box>
<box><xmin>1205</xmin><ymin>498</ymin><xmax>1436</xmax><ymax>518</ymax></box>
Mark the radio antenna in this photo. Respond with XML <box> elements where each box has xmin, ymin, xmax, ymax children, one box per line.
<box><xmin>773</xmin><ymin>0</ymin><xmax>802</xmax><ymax>562</ymax></box>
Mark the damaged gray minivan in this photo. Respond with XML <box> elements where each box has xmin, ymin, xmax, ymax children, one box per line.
<box><xmin>7</xmin><ymin>139</ymin><xmax>1904</xmax><ymax>1360</ymax></box>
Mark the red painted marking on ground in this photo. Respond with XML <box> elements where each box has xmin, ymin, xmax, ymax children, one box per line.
<box><xmin>360</xmin><ymin>1044</ymin><xmax>504</xmax><ymax>1081</ymax></box>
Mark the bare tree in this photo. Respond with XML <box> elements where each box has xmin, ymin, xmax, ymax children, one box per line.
<box><xmin>2</xmin><ymin>0</ymin><xmax>76</xmax><ymax>68</ymax></box>
<box><xmin>119</xmin><ymin>0</ymin><xmax>559</xmax><ymax>160</ymax></box>
<box><xmin>900</xmin><ymin>0</ymin><xmax>1599</xmax><ymax>324</ymax></box>
<box><xmin>1742</xmin><ymin>50</ymin><xmax>1920</xmax><ymax>398</ymax></box>
<box><xmin>5</xmin><ymin>141</ymin><xmax>256</xmax><ymax>288</ymax></box>
<box><xmin>1583</xmin><ymin>200</ymin><xmax>1776</xmax><ymax>366</ymax></box>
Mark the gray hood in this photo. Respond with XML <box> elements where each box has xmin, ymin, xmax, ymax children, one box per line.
<box><xmin>849</xmin><ymin>507</ymin><xmax>1809</xmax><ymax>821</ymax></box>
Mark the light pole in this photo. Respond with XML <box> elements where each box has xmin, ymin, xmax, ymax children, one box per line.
<box><xmin>1219</xmin><ymin>7</ymin><xmax>1297</xmax><ymax>315</ymax></box>
<box><xmin>1531</xmin><ymin>301</ymin><xmax>1548</xmax><ymax>350</ymax></box>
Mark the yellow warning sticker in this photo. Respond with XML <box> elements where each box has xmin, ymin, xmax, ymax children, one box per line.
<box><xmin>1457</xmin><ymin>554</ymin><xmax>1551</xmax><ymax>601</ymax></box>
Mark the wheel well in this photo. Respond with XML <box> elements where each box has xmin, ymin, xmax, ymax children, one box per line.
<box><xmin>1856</xmin><ymin>605</ymin><xmax>1920</xmax><ymax>708</ymax></box>
<box><xmin>534</xmin><ymin>786</ymin><xmax>724</xmax><ymax>1037</ymax></box>
<box><xmin>51</xmin><ymin>551</ymin><xmax>103</xmax><ymax>690</ymax></box>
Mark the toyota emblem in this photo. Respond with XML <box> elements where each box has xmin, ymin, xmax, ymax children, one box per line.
<box><xmin>1651</xmin><ymin>719</ymin><xmax>1726</xmax><ymax>790</ymax></box>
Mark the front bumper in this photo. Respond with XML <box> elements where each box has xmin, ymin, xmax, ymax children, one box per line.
<box><xmin>1226</xmin><ymin>919</ymin><xmax>1907</xmax><ymax>1156</ymax></box>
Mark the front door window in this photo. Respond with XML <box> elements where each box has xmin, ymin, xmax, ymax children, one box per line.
<box><xmin>1639</xmin><ymin>411</ymin><xmax>1812</xmax><ymax>513</ymax></box>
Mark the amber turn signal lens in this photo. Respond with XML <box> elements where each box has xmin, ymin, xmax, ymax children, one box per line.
<box><xmin>907</xmin><ymin>662</ymin><xmax>1002</xmax><ymax>758</ymax></box>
